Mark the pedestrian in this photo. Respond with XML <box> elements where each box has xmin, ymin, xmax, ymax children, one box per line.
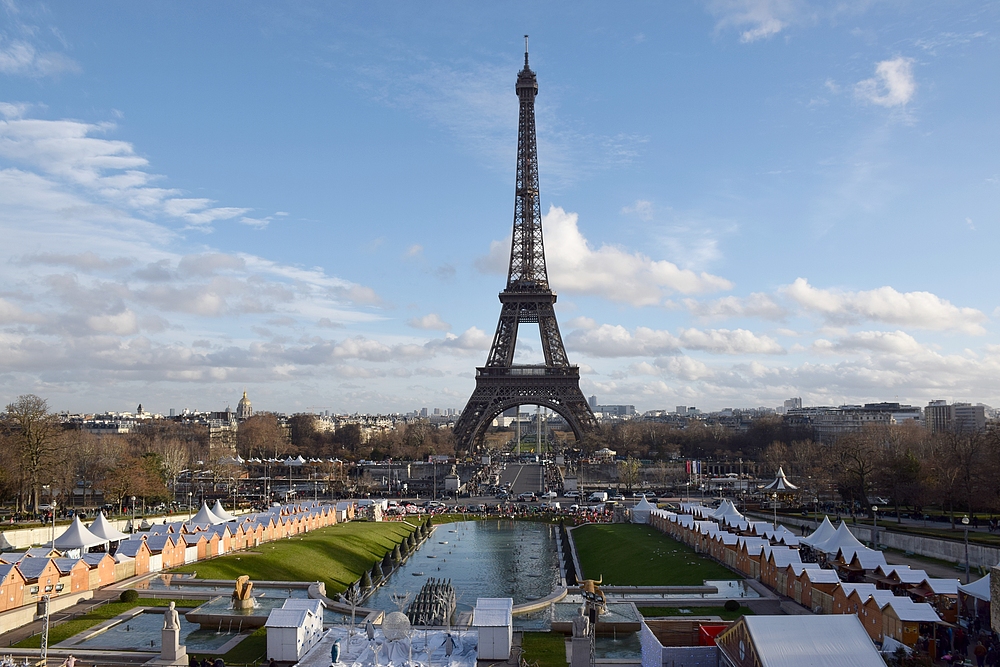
<box><xmin>269</xmin><ymin>659</ymin><xmax>277</xmax><ymax>667</ymax></box>
<box><xmin>986</xmin><ymin>644</ymin><xmax>997</xmax><ymax>667</ymax></box>
<box><xmin>975</xmin><ymin>641</ymin><xmax>987</xmax><ymax>667</ymax></box>
<box><xmin>201</xmin><ymin>658</ymin><xmax>211</xmax><ymax>667</ymax></box>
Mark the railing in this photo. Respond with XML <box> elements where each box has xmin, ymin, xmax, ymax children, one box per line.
<box><xmin>477</xmin><ymin>366</ymin><xmax>579</xmax><ymax>377</ymax></box>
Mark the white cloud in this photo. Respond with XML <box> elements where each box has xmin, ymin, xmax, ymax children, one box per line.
<box><xmin>0</xmin><ymin>114</ymin><xmax>259</xmax><ymax>232</ymax></box>
<box><xmin>87</xmin><ymin>310</ymin><xmax>139</xmax><ymax>336</ymax></box>
<box><xmin>813</xmin><ymin>330</ymin><xmax>925</xmax><ymax>356</ymax></box>
<box><xmin>405</xmin><ymin>244</ymin><xmax>423</xmax><ymax>257</ymax></box>
<box><xmin>428</xmin><ymin>327</ymin><xmax>492</xmax><ymax>351</ymax></box>
<box><xmin>0</xmin><ymin>39</ymin><xmax>79</xmax><ymax>77</ymax></box>
<box><xmin>707</xmin><ymin>0</ymin><xmax>801</xmax><ymax>43</ymax></box>
<box><xmin>480</xmin><ymin>206</ymin><xmax>732</xmax><ymax>306</ymax></box>
<box><xmin>678</xmin><ymin>328</ymin><xmax>784</xmax><ymax>355</ymax></box>
<box><xmin>567</xmin><ymin>324</ymin><xmax>680</xmax><ymax>358</ymax></box>
<box><xmin>407</xmin><ymin>313</ymin><xmax>451</xmax><ymax>331</ymax></box>
<box><xmin>685</xmin><ymin>293</ymin><xmax>786</xmax><ymax>321</ymax></box>
<box><xmin>855</xmin><ymin>57</ymin><xmax>916</xmax><ymax>107</ymax></box>
<box><xmin>567</xmin><ymin>324</ymin><xmax>780</xmax><ymax>358</ymax></box>
<box><xmin>783</xmin><ymin>278</ymin><xmax>986</xmax><ymax>334</ymax></box>
<box><xmin>621</xmin><ymin>199</ymin><xmax>653</xmax><ymax>220</ymax></box>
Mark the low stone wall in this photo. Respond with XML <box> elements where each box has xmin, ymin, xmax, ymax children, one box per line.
<box><xmin>0</xmin><ymin>590</ymin><xmax>94</xmax><ymax>634</ymax></box>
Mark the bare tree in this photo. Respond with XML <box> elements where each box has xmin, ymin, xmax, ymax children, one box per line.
<box><xmin>4</xmin><ymin>395</ymin><xmax>61</xmax><ymax>512</ymax></box>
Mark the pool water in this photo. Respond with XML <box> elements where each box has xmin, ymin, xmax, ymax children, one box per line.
<box><xmin>365</xmin><ymin>521</ymin><xmax>560</xmax><ymax>612</ymax></box>
<box><xmin>190</xmin><ymin>595</ymin><xmax>352</xmax><ymax>625</ymax></box>
<box><xmin>68</xmin><ymin>610</ymin><xmax>237</xmax><ymax>652</ymax></box>
<box><xmin>594</xmin><ymin>632</ymin><xmax>643</xmax><ymax>659</ymax></box>
<box><xmin>603</xmin><ymin>579</ymin><xmax>759</xmax><ymax>600</ymax></box>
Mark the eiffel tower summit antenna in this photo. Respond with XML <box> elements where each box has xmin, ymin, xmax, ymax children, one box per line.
<box><xmin>453</xmin><ymin>40</ymin><xmax>598</xmax><ymax>454</ymax></box>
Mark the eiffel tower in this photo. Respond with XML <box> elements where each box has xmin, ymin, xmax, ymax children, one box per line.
<box><xmin>453</xmin><ymin>39</ymin><xmax>598</xmax><ymax>453</ymax></box>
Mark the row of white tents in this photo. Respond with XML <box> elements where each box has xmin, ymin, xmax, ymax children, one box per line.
<box><xmin>52</xmin><ymin>499</ymin><xmax>237</xmax><ymax>557</ymax></box>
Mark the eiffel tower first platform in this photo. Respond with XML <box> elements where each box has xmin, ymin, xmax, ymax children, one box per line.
<box><xmin>453</xmin><ymin>39</ymin><xmax>598</xmax><ymax>453</ymax></box>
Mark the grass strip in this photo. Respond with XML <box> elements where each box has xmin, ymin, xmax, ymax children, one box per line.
<box><xmin>572</xmin><ymin>524</ymin><xmax>734</xmax><ymax>586</ymax></box>
<box><xmin>521</xmin><ymin>631</ymin><xmax>567</xmax><ymax>667</ymax></box>
<box><xmin>13</xmin><ymin>598</ymin><xmax>201</xmax><ymax>649</ymax></box>
<box><xmin>171</xmin><ymin>521</ymin><xmax>415</xmax><ymax>594</ymax></box>
<box><xmin>637</xmin><ymin>605</ymin><xmax>753</xmax><ymax>621</ymax></box>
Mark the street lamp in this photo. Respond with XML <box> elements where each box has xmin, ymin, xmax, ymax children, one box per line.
<box><xmin>813</xmin><ymin>497</ymin><xmax>819</xmax><ymax>525</ymax></box>
<box><xmin>772</xmin><ymin>493</ymin><xmax>778</xmax><ymax>529</ymax></box>
<box><xmin>187</xmin><ymin>491</ymin><xmax>193</xmax><ymax>521</ymax></box>
<box><xmin>49</xmin><ymin>501</ymin><xmax>57</xmax><ymax>548</ymax></box>
<box><xmin>871</xmin><ymin>505</ymin><xmax>878</xmax><ymax>549</ymax></box>
<box><xmin>130</xmin><ymin>496</ymin><xmax>136</xmax><ymax>533</ymax></box>
<box><xmin>962</xmin><ymin>515</ymin><xmax>970</xmax><ymax>584</ymax></box>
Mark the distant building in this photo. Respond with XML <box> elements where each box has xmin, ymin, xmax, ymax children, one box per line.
<box><xmin>786</xmin><ymin>403</ymin><xmax>923</xmax><ymax>443</ymax></box>
<box><xmin>784</xmin><ymin>397</ymin><xmax>802</xmax><ymax>411</ymax></box>
<box><xmin>926</xmin><ymin>400</ymin><xmax>986</xmax><ymax>434</ymax></box>
<box><xmin>236</xmin><ymin>391</ymin><xmax>253</xmax><ymax>421</ymax></box>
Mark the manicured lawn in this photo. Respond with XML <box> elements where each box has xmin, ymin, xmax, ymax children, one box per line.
<box><xmin>171</xmin><ymin>522</ymin><xmax>415</xmax><ymax>593</ymax></box>
<box><xmin>522</xmin><ymin>631</ymin><xmax>567</xmax><ymax>667</ymax></box>
<box><xmin>637</xmin><ymin>605</ymin><xmax>754</xmax><ymax>621</ymax></box>
<box><xmin>13</xmin><ymin>598</ymin><xmax>201</xmax><ymax>648</ymax></box>
<box><xmin>572</xmin><ymin>524</ymin><xmax>734</xmax><ymax>585</ymax></box>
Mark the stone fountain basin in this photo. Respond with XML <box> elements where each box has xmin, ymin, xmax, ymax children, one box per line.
<box><xmin>185</xmin><ymin>595</ymin><xmax>290</xmax><ymax>629</ymax></box>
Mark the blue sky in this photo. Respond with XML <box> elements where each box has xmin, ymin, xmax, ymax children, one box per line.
<box><xmin>1</xmin><ymin>1</ymin><xmax>998</xmax><ymax>415</ymax></box>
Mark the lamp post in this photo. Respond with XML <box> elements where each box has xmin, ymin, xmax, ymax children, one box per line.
<box><xmin>813</xmin><ymin>497</ymin><xmax>819</xmax><ymax>526</ymax></box>
<box><xmin>50</xmin><ymin>500</ymin><xmax>56</xmax><ymax>549</ymax></box>
<box><xmin>130</xmin><ymin>496</ymin><xmax>136</xmax><ymax>533</ymax></box>
<box><xmin>772</xmin><ymin>493</ymin><xmax>778</xmax><ymax>529</ymax></box>
<box><xmin>187</xmin><ymin>491</ymin><xmax>192</xmax><ymax>521</ymax></box>
<box><xmin>962</xmin><ymin>515</ymin><xmax>970</xmax><ymax>584</ymax></box>
<box><xmin>871</xmin><ymin>505</ymin><xmax>878</xmax><ymax>549</ymax></box>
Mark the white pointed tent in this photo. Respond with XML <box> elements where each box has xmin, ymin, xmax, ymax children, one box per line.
<box><xmin>631</xmin><ymin>496</ymin><xmax>656</xmax><ymax>524</ymax></box>
<box><xmin>814</xmin><ymin>522</ymin><xmax>865</xmax><ymax>555</ymax></box>
<box><xmin>189</xmin><ymin>501</ymin><xmax>226</xmax><ymax>525</ymax></box>
<box><xmin>54</xmin><ymin>516</ymin><xmax>108</xmax><ymax>555</ymax></box>
<box><xmin>802</xmin><ymin>515</ymin><xmax>837</xmax><ymax>547</ymax></box>
<box><xmin>88</xmin><ymin>512</ymin><xmax>128</xmax><ymax>541</ymax></box>
<box><xmin>211</xmin><ymin>500</ymin><xmax>237</xmax><ymax>522</ymax></box>
<box><xmin>958</xmin><ymin>574</ymin><xmax>990</xmax><ymax>602</ymax></box>
<box><xmin>762</xmin><ymin>466</ymin><xmax>798</xmax><ymax>491</ymax></box>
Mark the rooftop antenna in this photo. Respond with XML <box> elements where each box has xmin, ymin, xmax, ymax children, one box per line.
<box><xmin>524</xmin><ymin>34</ymin><xmax>529</xmax><ymax>67</ymax></box>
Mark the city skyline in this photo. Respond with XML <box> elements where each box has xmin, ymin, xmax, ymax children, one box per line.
<box><xmin>1</xmin><ymin>2</ymin><xmax>999</xmax><ymax>414</ymax></box>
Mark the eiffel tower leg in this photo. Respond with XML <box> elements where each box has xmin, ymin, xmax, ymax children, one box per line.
<box><xmin>453</xmin><ymin>373</ymin><xmax>598</xmax><ymax>453</ymax></box>
<box><xmin>536</xmin><ymin>303</ymin><xmax>568</xmax><ymax>367</ymax></box>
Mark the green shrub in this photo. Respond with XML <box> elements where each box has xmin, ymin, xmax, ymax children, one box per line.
<box><xmin>119</xmin><ymin>589</ymin><xmax>139</xmax><ymax>603</ymax></box>
<box><xmin>723</xmin><ymin>599</ymin><xmax>740</xmax><ymax>612</ymax></box>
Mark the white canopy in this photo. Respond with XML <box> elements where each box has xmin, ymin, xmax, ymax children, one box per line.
<box><xmin>211</xmin><ymin>500</ymin><xmax>237</xmax><ymax>521</ymax></box>
<box><xmin>631</xmin><ymin>496</ymin><xmax>656</xmax><ymax>524</ymax></box>
<box><xmin>814</xmin><ymin>522</ymin><xmax>865</xmax><ymax>555</ymax></box>
<box><xmin>283</xmin><ymin>455</ymin><xmax>307</xmax><ymax>467</ymax></box>
<box><xmin>189</xmin><ymin>501</ymin><xmax>226</xmax><ymax>525</ymax></box>
<box><xmin>729</xmin><ymin>615</ymin><xmax>884</xmax><ymax>667</ymax></box>
<box><xmin>88</xmin><ymin>512</ymin><xmax>128</xmax><ymax>541</ymax></box>
<box><xmin>53</xmin><ymin>516</ymin><xmax>108</xmax><ymax>551</ymax></box>
<box><xmin>762</xmin><ymin>466</ymin><xmax>798</xmax><ymax>491</ymax></box>
<box><xmin>959</xmin><ymin>574</ymin><xmax>990</xmax><ymax>602</ymax></box>
<box><xmin>801</xmin><ymin>515</ymin><xmax>837</xmax><ymax>547</ymax></box>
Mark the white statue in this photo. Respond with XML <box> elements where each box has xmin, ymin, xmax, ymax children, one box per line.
<box><xmin>571</xmin><ymin>606</ymin><xmax>589</xmax><ymax>638</ymax></box>
<box><xmin>163</xmin><ymin>601</ymin><xmax>180</xmax><ymax>630</ymax></box>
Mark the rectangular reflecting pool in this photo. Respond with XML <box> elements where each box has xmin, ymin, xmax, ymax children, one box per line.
<box><xmin>66</xmin><ymin>610</ymin><xmax>238</xmax><ymax>653</ymax></box>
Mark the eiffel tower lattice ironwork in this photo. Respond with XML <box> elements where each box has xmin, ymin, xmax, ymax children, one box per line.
<box><xmin>453</xmin><ymin>39</ymin><xmax>598</xmax><ymax>452</ymax></box>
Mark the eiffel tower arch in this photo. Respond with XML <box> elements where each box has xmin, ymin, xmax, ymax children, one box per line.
<box><xmin>454</xmin><ymin>38</ymin><xmax>598</xmax><ymax>453</ymax></box>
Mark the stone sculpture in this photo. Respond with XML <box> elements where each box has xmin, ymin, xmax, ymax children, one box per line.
<box><xmin>232</xmin><ymin>575</ymin><xmax>255</xmax><ymax>610</ymax></box>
